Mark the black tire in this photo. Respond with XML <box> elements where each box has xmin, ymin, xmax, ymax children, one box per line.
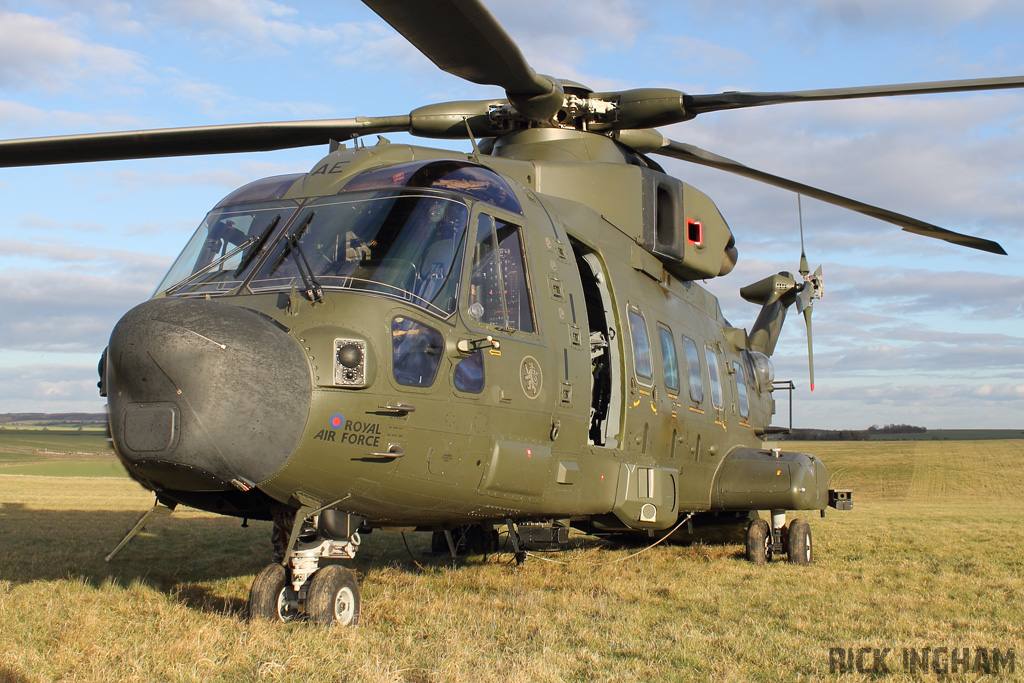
<box><xmin>787</xmin><ymin>518</ymin><xmax>813</xmax><ymax>565</ymax></box>
<box><xmin>745</xmin><ymin>518</ymin><xmax>770</xmax><ymax>564</ymax></box>
<box><xmin>306</xmin><ymin>565</ymin><xmax>361</xmax><ymax>627</ymax></box>
<box><xmin>248</xmin><ymin>563</ymin><xmax>301</xmax><ymax>622</ymax></box>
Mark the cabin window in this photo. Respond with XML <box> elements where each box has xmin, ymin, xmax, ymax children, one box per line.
<box><xmin>733</xmin><ymin>361</ymin><xmax>749</xmax><ymax>419</ymax></box>
<box><xmin>706</xmin><ymin>346</ymin><xmax>723</xmax><ymax>408</ymax></box>
<box><xmin>391</xmin><ymin>317</ymin><xmax>444</xmax><ymax>387</ymax></box>
<box><xmin>658</xmin><ymin>325</ymin><xmax>679</xmax><ymax>394</ymax></box>
<box><xmin>453</xmin><ymin>351</ymin><xmax>485</xmax><ymax>393</ymax></box>
<box><xmin>628</xmin><ymin>309</ymin><xmax>653</xmax><ymax>380</ymax></box>
<box><xmin>682</xmin><ymin>335</ymin><xmax>703</xmax><ymax>403</ymax></box>
<box><xmin>467</xmin><ymin>214</ymin><xmax>535</xmax><ymax>334</ymax></box>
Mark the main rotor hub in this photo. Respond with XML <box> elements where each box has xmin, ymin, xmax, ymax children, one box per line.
<box><xmin>556</xmin><ymin>94</ymin><xmax>618</xmax><ymax>130</ymax></box>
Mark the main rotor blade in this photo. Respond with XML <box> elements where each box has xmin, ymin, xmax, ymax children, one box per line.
<box><xmin>362</xmin><ymin>0</ymin><xmax>561</xmax><ymax>119</ymax></box>
<box><xmin>0</xmin><ymin>118</ymin><xmax>411</xmax><ymax>167</ymax></box>
<box><xmin>654</xmin><ymin>139</ymin><xmax>1007</xmax><ymax>255</ymax></box>
<box><xmin>685</xmin><ymin>75</ymin><xmax>1024</xmax><ymax>117</ymax></box>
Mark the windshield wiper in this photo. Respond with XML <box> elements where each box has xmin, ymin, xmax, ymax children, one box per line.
<box><xmin>280</xmin><ymin>213</ymin><xmax>324</xmax><ymax>303</ymax></box>
<box><xmin>233</xmin><ymin>214</ymin><xmax>281</xmax><ymax>277</ymax></box>
<box><xmin>165</xmin><ymin>238</ymin><xmax>256</xmax><ymax>296</ymax></box>
<box><xmin>288</xmin><ymin>240</ymin><xmax>323</xmax><ymax>303</ymax></box>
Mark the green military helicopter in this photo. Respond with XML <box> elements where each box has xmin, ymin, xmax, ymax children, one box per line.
<box><xmin>0</xmin><ymin>0</ymin><xmax>1017</xmax><ymax>627</ymax></box>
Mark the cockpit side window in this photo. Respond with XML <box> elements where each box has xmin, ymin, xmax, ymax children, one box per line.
<box><xmin>466</xmin><ymin>213</ymin><xmax>535</xmax><ymax>334</ymax></box>
<box><xmin>392</xmin><ymin>316</ymin><xmax>444</xmax><ymax>387</ymax></box>
<box><xmin>453</xmin><ymin>351</ymin><xmax>485</xmax><ymax>393</ymax></box>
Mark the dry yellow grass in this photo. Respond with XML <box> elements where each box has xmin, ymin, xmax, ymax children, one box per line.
<box><xmin>2</xmin><ymin>440</ymin><xmax>1023</xmax><ymax>682</ymax></box>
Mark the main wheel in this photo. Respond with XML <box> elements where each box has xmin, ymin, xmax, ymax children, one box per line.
<box><xmin>306</xmin><ymin>565</ymin><xmax>361</xmax><ymax>627</ymax></box>
<box><xmin>745</xmin><ymin>518</ymin><xmax>771</xmax><ymax>564</ymax></box>
<box><xmin>787</xmin><ymin>518</ymin><xmax>813</xmax><ymax>565</ymax></box>
<box><xmin>248</xmin><ymin>563</ymin><xmax>301</xmax><ymax>622</ymax></box>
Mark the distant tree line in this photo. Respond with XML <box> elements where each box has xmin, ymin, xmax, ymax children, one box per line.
<box><xmin>0</xmin><ymin>412</ymin><xmax>107</xmax><ymax>425</ymax></box>
<box><xmin>780</xmin><ymin>424</ymin><xmax>927</xmax><ymax>441</ymax></box>
<box><xmin>866</xmin><ymin>423</ymin><xmax>928</xmax><ymax>434</ymax></box>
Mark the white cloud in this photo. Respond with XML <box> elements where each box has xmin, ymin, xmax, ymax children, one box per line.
<box><xmin>686</xmin><ymin>0</ymin><xmax>1024</xmax><ymax>36</ymax></box>
<box><xmin>145</xmin><ymin>0</ymin><xmax>337</xmax><ymax>51</ymax></box>
<box><xmin>0</xmin><ymin>363</ymin><xmax>105</xmax><ymax>413</ymax></box>
<box><xmin>0</xmin><ymin>12</ymin><xmax>145</xmax><ymax>93</ymax></box>
<box><xmin>0</xmin><ymin>240</ymin><xmax>167</xmax><ymax>352</ymax></box>
<box><xmin>485</xmin><ymin>0</ymin><xmax>645</xmax><ymax>87</ymax></box>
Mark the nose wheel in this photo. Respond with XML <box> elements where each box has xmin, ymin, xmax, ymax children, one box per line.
<box><xmin>249</xmin><ymin>507</ymin><xmax>363</xmax><ymax>626</ymax></box>
<box><xmin>249</xmin><ymin>562</ymin><xmax>361</xmax><ymax>626</ymax></box>
<box><xmin>248</xmin><ymin>563</ymin><xmax>302</xmax><ymax>622</ymax></box>
<box><xmin>306</xmin><ymin>565</ymin><xmax>361</xmax><ymax>626</ymax></box>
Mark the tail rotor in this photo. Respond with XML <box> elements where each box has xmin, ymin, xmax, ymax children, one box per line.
<box><xmin>794</xmin><ymin>196</ymin><xmax>823</xmax><ymax>390</ymax></box>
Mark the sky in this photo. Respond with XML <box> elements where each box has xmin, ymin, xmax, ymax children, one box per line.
<box><xmin>0</xmin><ymin>0</ymin><xmax>1021</xmax><ymax>430</ymax></box>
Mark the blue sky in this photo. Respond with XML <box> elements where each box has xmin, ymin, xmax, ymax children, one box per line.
<box><xmin>0</xmin><ymin>0</ymin><xmax>1021</xmax><ymax>429</ymax></box>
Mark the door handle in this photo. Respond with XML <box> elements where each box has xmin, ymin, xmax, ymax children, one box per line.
<box><xmin>366</xmin><ymin>443</ymin><xmax>405</xmax><ymax>458</ymax></box>
<box><xmin>377</xmin><ymin>402</ymin><xmax>416</xmax><ymax>414</ymax></box>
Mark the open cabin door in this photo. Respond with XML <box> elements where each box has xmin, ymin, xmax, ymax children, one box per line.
<box><xmin>569</xmin><ymin>240</ymin><xmax>621</xmax><ymax>449</ymax></box>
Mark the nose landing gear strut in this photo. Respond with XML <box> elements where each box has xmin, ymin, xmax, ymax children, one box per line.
<box><xmin>249</xmin><ymin>504</ymin><xmax>364</xmax><ymax>626</ymax></box>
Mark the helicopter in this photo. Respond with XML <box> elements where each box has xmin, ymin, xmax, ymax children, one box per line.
<box><xmin>0</xmin><ymin>0</ymin><xmax>1018</xmax><ymax>627</ymax></box>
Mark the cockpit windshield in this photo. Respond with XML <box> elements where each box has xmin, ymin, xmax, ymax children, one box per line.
<box><xmin>248</xmin><ymin>192</ymin><xmax>469</xmax><ymax>318</ymax></box>
<box><xmin>154</xmin><ymin>200</ymin><xmax>298</xmax><ymax>296</ymax></box>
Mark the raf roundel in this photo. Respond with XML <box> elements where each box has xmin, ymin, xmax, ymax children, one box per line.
<box><xmin>329</xmin><ymin>413</ymin><xmax>345</xmax><ymax>430</ymax></box>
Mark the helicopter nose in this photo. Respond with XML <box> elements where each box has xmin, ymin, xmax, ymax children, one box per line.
<box><xmin>105</xmin><ymin>297</ymin><xmax>311</xmax><ymax>492</ymax></box>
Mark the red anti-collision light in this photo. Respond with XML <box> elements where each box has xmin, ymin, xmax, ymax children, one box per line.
<box><xmin>686</xmin><ymin>218</ymin><xmax>703</xmax><ymax>246</ymax></box>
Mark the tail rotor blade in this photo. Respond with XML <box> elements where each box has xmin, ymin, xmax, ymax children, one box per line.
<box><xmin>795</xmin><ymin>285</ymin><xmax>813</xmax><ymax>314</ymax></box>
<box><xmin>803</xmin><ymin>306</ymin><xmax>815</xmax><ymax>392</ymax></box>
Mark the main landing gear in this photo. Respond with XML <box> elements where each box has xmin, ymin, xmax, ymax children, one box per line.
<box><xmin>249</xmin><ymin>508</ymin><xmax>363</xmax><ymax>626</ymax></box>
<box><xmin>745</xmin><ymin>509</ymin><xmax>813</xmax><ymax>565</ymax></box>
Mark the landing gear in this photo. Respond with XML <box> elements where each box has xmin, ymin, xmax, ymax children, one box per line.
<box><xmin>306</xmin><ymin>565</ymin><xmax>360</xmax><ymax>626</ymax></box>
<box><xmin>248</xmin><ymin>509</ymin><xmax>363</xmax><ymax>626</ymax></box>
<box><xmin>248</xmin><ymin>563</ymin><xmax>301</xmax><ymax>622</ymax></box>
<box><xmin>786</xmin><ymin>518</ymin><xmax>812</xmax><ymax>565</ymax></box>
<box><xmin>744</xmin><ymin>512</ymin><xmax>814</xmax><ymax>565</ymax></box>
<box><xmin>745</xmin><ymin>518</ymin><xmax>771</xmax><ymax>564</ymax></box>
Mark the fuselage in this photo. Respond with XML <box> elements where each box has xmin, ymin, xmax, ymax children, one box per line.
<box><xmin>102</xmin><ymin>131</ymin><xmax>827</xmax><ymax>534</ymax></box>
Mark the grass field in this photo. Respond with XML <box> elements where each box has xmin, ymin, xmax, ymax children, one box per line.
<box><xmin>0</xmin><ymin>427</ymin><xmax>113</xmax><ymax>454</ymax></box>
<box><xmin>2</xmin><ymin>440</ymin><xmax>1023</xmax><ymax>682</ymax></box>
<box><xmin>0</xmin><ymin>428</ymin><xmax>124</xmax><ymax>479</ymax></box>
